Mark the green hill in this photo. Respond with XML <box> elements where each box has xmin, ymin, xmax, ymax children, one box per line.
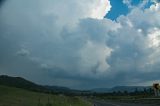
<box><xmin>0</xmin><ymin>75</ymin><xmax>84</xmax><ymax>95</ymax></box>
<box><xmin>0</xmin><ymin>85</ymin><xmax>92</xmax><ymax>106</ymax></box>
<box><xmin>0</xmin><ymin>75</ymin><xmax>47</xmax><ymax>92</ymax></box>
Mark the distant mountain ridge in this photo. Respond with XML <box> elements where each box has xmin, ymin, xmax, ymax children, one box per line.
<box><xmin>91</xmin><ymin>86</ymin><xmax>151</xmax><ymax>93</ymax></box>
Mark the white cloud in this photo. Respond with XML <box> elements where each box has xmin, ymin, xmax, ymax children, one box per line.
<box><xmin>148</xmin><ymin>28</ymin><xmax>160</xmax><ymax>48</ymax></box>
<box><xmin>79</xmin><ymin>40</ymin><xmax>112</xmax><ymax>76</ymax></box>
<box><xmin>150</xmin><ymin>2</ymin><xmax>160</xmax><ymax>11</ymax></box>
<box><xmin>90</xmin><ymin>0</ymin><xmax>111</xmax><ymax>19</ymax></box>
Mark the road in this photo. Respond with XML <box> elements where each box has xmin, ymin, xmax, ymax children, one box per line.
<box><xmin>93</xmin><ymin>100</ymin><xmax>159</xmax><ymax>106</ymax></box>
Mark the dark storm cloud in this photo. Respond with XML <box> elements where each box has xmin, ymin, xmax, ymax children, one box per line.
<box><xmin>0</xmin><ymin>0</ymin><xmax>5</xmax><ymax>7</ymax></box>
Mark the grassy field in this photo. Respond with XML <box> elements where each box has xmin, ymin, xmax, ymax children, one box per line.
<box><xmin>0</xmin><ymin>85</ymin><xmax>92</xmax><ymax>106</ymax></box>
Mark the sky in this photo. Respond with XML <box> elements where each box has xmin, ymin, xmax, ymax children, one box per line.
<box><xmin>0</xmin><ymin>0</ymin><xmax>160</xmax><ymax>89</ymax></box>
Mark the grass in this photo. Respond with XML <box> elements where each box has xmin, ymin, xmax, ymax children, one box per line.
<box><xmin>0</xmin><ymin>85</ymin><xmax>92</xmax><ymax>106</ymax></box>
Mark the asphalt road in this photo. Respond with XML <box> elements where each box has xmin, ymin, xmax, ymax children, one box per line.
<box><xmin>93</xmin><ymin>100</ymin><xmax>159</xmax><ymax>106</ymax></box>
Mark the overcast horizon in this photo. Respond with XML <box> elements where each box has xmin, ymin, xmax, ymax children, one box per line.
<box><xmin>0</xmin><ymin>0</ymin><xmax>160</xmax><ymax>89</ymax></box>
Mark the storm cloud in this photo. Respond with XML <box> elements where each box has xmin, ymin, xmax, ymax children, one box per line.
<box><xmin>0</xmin><ymin>0</ymin><xmax>160</xmax><ymax>89</ymax></box>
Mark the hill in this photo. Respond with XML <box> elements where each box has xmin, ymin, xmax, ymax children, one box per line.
<box><xmin>0</xmin><ymin>75</ymin><xmax>47</xmax><ymax>92</ymax></box>
<box><xmin>0</xmin><ymin>75</ymin><xmax>77</xmax><ymax>94</ymax></box>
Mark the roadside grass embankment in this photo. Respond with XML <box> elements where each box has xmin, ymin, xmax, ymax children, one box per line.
<box><xmin>0</xmin><ymin>85</ymin><xmax>92</xmax><ymax>106</ymax></box>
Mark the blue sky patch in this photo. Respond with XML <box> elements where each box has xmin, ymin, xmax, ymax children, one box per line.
<box><xmin>106</xmin><ymin>0</ymin><xmax>154</xmax><ymax>20</ymax></box>
<box><xmin>105</xmin><ymin>0</ymin><xmax>129</xmax><ymax>20</ymax></box>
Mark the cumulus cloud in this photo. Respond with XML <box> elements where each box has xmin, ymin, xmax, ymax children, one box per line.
<box><xmin>0</xmin><ymin>0</ymin><xmax>160</xmax><ymax>89</ymax></box>
<box><xmin>106</xmin><ymin>1</ymin><xmax>160</xmax><ymax>85</ymax></box>
<box><xmin>123</xmin><ymin>0</ymin><xmax>151</xmax><ymax>9</ymax></box>
<box><xmin>90</xmin><ymin>0</ymin><xmax>111</xmax><ymax>19</ymax></box>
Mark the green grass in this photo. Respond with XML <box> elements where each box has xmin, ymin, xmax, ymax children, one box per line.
<box><xmin>0</xmin><ymin>85</ymin><xmax>92</xmax><ymax>106</ymax></box>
